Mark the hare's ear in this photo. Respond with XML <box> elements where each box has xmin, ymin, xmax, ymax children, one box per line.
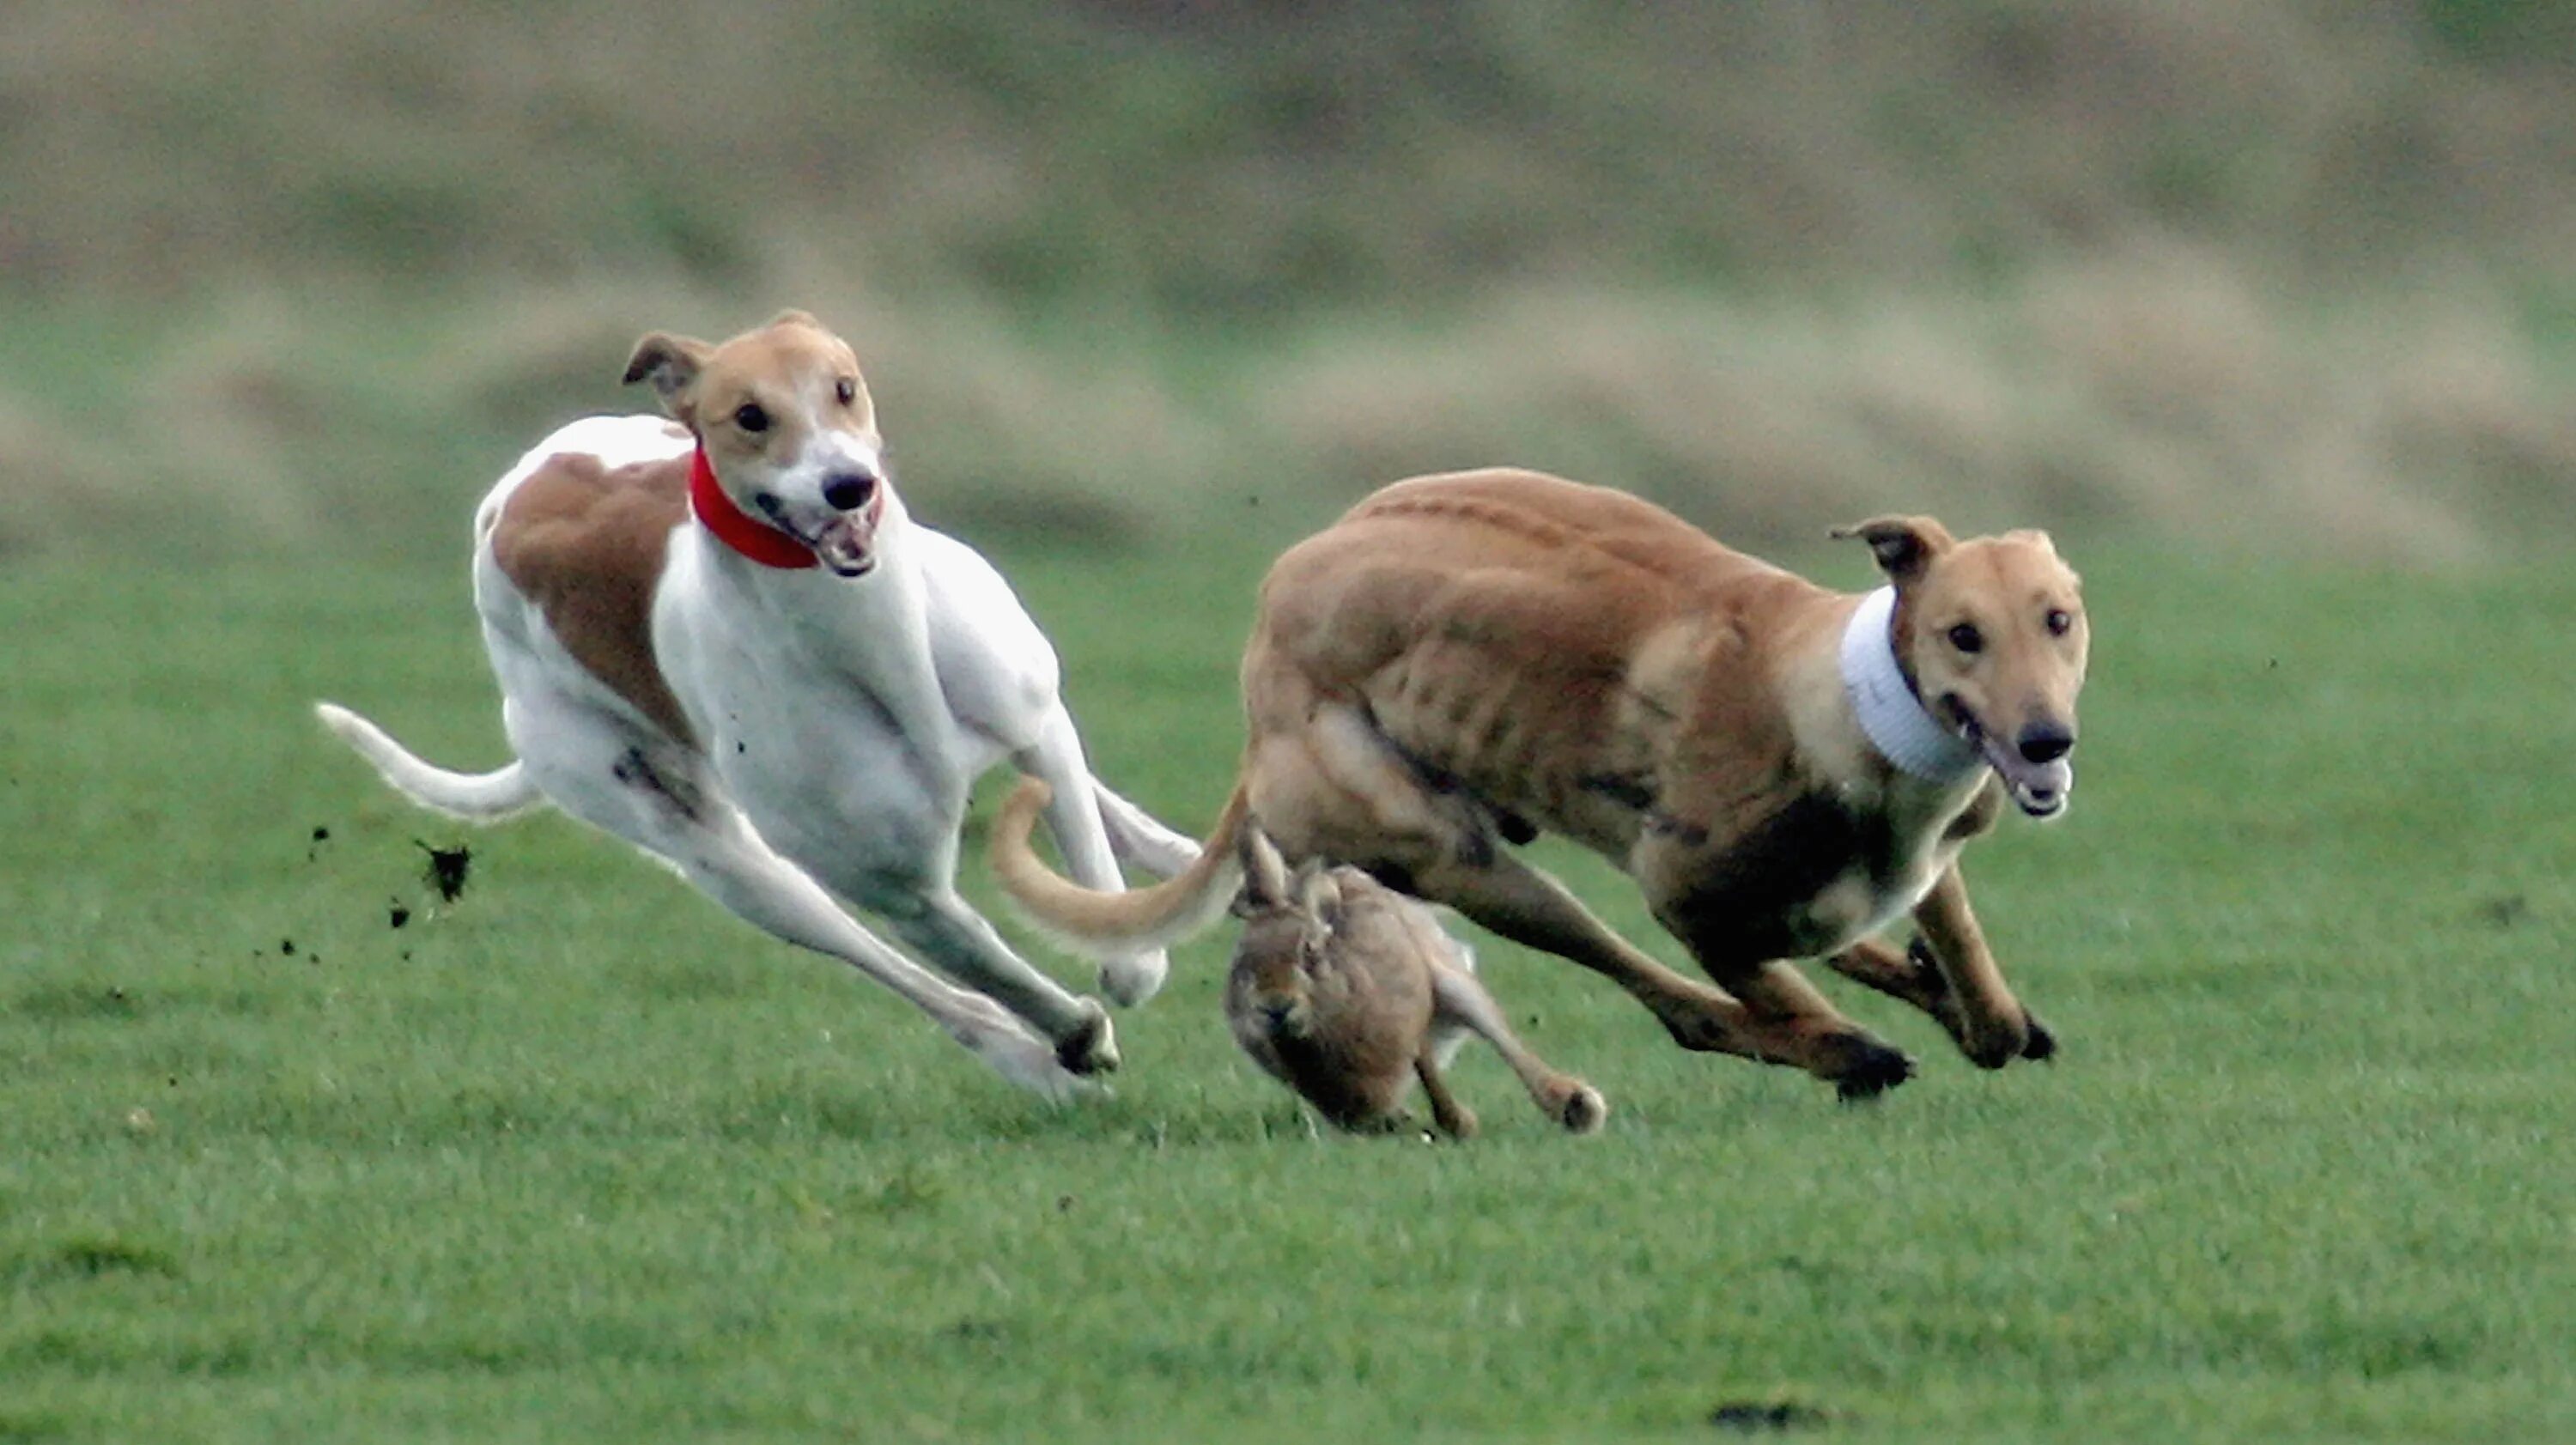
<box><xmin>1291</xmin><ymin>863</ymin><xmax>1343</xmax><ymax>959</ymax></box>
<box><xmin>1292</xmin><ymin>862</ymin><xmax>1344</xmax><ymax>922</ymax></box>
<box><xmin>1232</xmin><ymin>826</ymin><xmax>1291</xmax><ymax>917</ymax></box>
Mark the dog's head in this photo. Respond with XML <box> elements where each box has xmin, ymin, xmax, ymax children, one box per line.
<box><xmin>1837</xmin><ymin>515</ymin><xmax>2089</xmax><ymax>818</ymax></box>
<box><xmin>623</xmin><ymin>310</ymin><xmax>890</xmax><ymax>577</ymax></box>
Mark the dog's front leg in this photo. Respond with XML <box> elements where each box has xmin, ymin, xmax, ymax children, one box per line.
<box><xmin>1910</xmin><ymin>864</ymin><xmax>2053</xmax><ymax>1068</ymax></box>
<box><xmin>1012</xmin><ymin>708</ymin><xmax>1170</xmax><ymax>1006</ymax></box>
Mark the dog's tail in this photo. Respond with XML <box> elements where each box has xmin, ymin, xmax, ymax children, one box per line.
<box><xmin>989</xmin><ymin>774</ymin><xmax>1248</xmax><ymax>960</ymax></box>
<box><xmin>314</xmin><ymin>702</ymin><xmax>544</xmax><ymax>823</ymax></box>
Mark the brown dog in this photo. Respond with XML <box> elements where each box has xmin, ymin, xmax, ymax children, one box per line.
<box><xmin>989</xmin><ymin>469</ymin><xmax>2089</xmax><ymax>1098</ymax></box>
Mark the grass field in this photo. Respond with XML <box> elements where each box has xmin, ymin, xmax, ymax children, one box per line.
<box><xmin>4</xmin><ymin>525</ymin><xmax>2573</xmax><ymax>1442</ymax></box>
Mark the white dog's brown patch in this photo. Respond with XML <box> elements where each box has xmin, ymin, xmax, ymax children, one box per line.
<box><xmin>489</xmin><ymin>452</ymin><xmax>692</xmax><ymax>744</ymax></box>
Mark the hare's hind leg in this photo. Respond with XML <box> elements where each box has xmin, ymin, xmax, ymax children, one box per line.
<box><xmin>1429</xmin><ymin>964</ymin><xmax>1607</xmax><ymax>1134</ymax></box>
<box><xmin>1412</xmin><ymin>1053</ymin><xmax>1479</xmax><ymax>1139</ymax></box>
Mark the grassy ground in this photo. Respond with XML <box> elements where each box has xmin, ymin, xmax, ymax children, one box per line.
<box><xmin>3</xmin><ymin>527</ymin><xmax>2573</xmax><ymax>1442</ymax></box>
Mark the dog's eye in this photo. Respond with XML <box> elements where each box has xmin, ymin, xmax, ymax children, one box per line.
<box><xmin>835</xmin><ymin>377</ymin><xmax>858</xmax><ymax>407</ymax></box>
<box><xmin>1947</xmin><ymin>622</ymin><xmax>1984</xmax><ymax>655</ymax></box>
<box><xmin>732</xmin><ymin>402</ymin><xmax>770</xmax><ymax>434</ymax></box>
<box><xmin>2044</xmin><ymin>609</ymin><xmax>2073</xmax><ymax>637</ymax></box>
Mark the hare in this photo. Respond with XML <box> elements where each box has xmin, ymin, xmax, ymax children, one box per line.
<box><xmin>1223</xmin><ymin>824</ymin><xmax>1606</xmax><ymax>1138</ymax></box>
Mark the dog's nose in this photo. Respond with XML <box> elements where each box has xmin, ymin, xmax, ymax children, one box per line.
<box><xmin>2017</xmin><ymin>722</ymin><xmax>2075</xmax><ymax>765</ymax></box>
<box><xmin>820</xmin><ymin>469</ymin><xmax>878</xmax><ymax>512</ymax></box>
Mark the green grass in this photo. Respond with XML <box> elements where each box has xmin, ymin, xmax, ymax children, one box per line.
<box><xmin>3</xmin><ymin>531</ymin><xmax>2573</xmax><ymax>1442</ymax></box>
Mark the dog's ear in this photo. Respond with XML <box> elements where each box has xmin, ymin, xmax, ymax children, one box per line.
<box><xmin>2002</xmin><ymin>527</ymin><xmax>2059</xmax><ymax>557</ymax></box>
<box><xmin>622</xmin><ymin>332</ymin><xmax>713</xmax><ymax>421</ymax></box>
<box><xmin>1832</xmin><ymin>515</ymin><xmax>1957</xmax><ymax>585</ymax></box>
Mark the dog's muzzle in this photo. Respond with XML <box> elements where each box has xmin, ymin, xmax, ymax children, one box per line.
<box><xmin>1949</xmin><ymin>705</ymin><xmax>2075</xmax><ymax>817</ymax></box>
<box><xmin>758</xmin><ymin>486</ymin><xmax>886</xmax><ymax>578</ymax></box>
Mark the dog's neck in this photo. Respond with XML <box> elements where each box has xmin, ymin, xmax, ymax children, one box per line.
<box><xmin>688</xmin><ymin>446</ymin><xmax>819</xmax><ymax>570</ymax></box>
<box><xmin>1839</xmin><ymin>586</ymin><xmax>1981</xmax><ymax>784</ymax></box>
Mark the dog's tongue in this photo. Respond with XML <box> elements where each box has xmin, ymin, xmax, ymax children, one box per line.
<box><xmin>1994</xmin><ymin>751</ymin><xmax>2074</xmax><ymax>815</ymax></box>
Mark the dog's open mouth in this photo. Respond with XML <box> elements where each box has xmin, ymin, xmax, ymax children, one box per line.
<box><xmin>811</xmin><ymin>509</ymin><xmax>878</xmax><ymax>577</ymax></box>
<box><xmin>759</xmin><ymin>494</ymin><xmax>883</xmax><ymax>577</ymax></box>
<box><xmin>1946</xmin><ymin>704</ymin><xmax>2074</xmax><ymax>818</ymax></box>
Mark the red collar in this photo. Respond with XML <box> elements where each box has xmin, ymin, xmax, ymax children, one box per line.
<box><xmin>688</xmin><ymin>446</ymin><xmax>817</xmax><ymax>569</ymax></box>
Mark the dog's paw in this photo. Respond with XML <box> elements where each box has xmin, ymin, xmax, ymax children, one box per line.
<box><xmin>1830</xmin><ymin>1041</ymin><xmax>1916</xmax><ymax>1102</ymax></box>
<box><xmin>1054</xmin><ymin>1000</ymin><xmax>1121</xmax><ymax>1076</ymax></box>
<box><xmin>1959</xmin><ymin>1009</ymin><xmax>2038</xmax><ymax>1070</ymax></box>
<box><xmin>1097</xmin><ymin>950</ymin><xmax>1168</xmax><ymax>1009</ymax></box>
<box><xmin>1553</xmin><ymin>1080</ymin><xmax>1609</xmax><ymax>1135</ymax></box>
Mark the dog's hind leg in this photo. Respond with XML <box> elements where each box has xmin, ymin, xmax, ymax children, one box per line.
<box><xmin>1012</xmin><ymin>707</ymin><xmax>1172</xmax><ymax>1007</ymax></box>
<box><xmin>514</xmin><ymin>699</ymin><xmax>1095</xmax><ymax>1099</ymax></box>
<box><xmin>1425</xmin><ymin>962</ymin><xmax>1607</xmax><ymax>1134</ymax></box>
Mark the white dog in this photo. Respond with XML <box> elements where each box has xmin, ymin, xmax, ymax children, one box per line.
<box><xmin>316</xmin><ymin>310</ymin><xmax>1196</xmax><ymax>1098</ymax></box>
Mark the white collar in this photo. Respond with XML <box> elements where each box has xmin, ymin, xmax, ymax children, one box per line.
<box><xmin>1839</xmin><ymin>586</ymin><xmax>1983</xmax><ymax>784</ymax></box>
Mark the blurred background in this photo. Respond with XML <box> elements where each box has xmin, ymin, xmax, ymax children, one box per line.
<box><xmin>2</xmin><ymin>0</ymin><xmax>2571</xmax><ymax>563</ymax></box>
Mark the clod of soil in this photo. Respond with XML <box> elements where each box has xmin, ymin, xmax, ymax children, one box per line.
<box><xmin>416</xmin><ymin>841</ymin><xmax>472</xmax><ymax>903</ymax></box>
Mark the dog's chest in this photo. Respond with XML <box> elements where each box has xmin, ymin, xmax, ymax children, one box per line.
<box><xmin>1658</xmin><ymin>783</ymin><xmax>1971</xmax><ymax>966</ymax></box>
<box><xmin>671</xmin><ymin>588</ymin><xmax>981</xmax><ymax>796</ymax></box>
